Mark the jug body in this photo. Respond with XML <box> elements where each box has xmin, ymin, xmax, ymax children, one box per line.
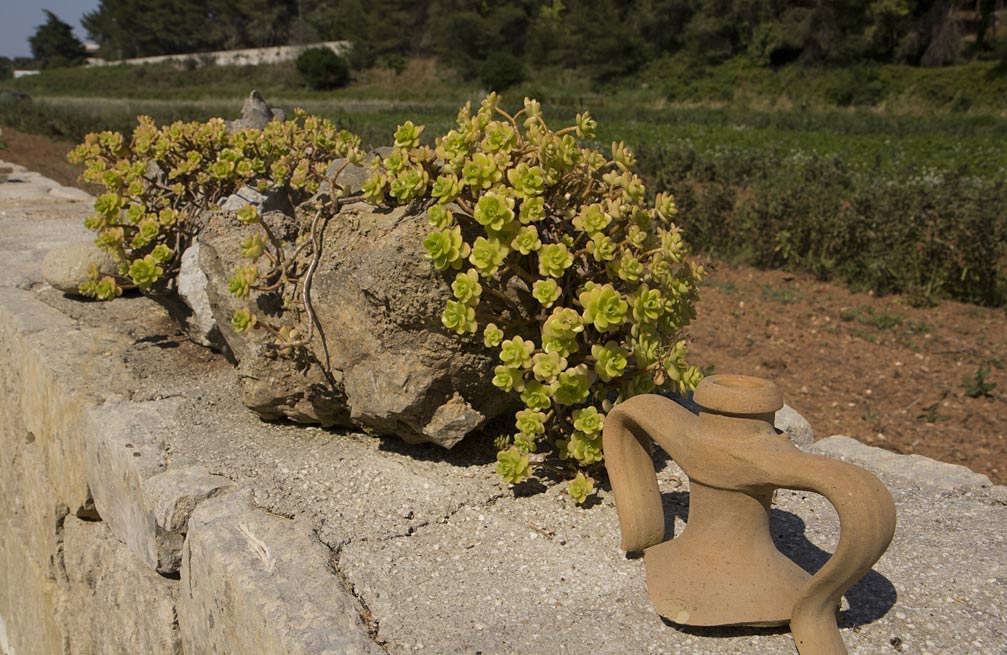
<box><xmin>645</xmin><ymin>481</ymin><xmax>811</xmax><ymax>626</ymax></box>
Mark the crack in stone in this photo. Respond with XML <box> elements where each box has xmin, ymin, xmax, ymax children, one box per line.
<box><xmin>312</xmin><ymin>530</ymin><xmax>392</xmax><ymax>654</ymax></box>
<box><xmin>52</xmin><ymin>502</ymin><xmax>70</xmax><ymax>584</ymax></box>
<box><xmin>373</xmin><ymin>491</ymin><xmax>508</xmax><ymax>545</ymax></box>
<box><xmin>303</xmin><ymin>491</ymin><xmax>506</xmax><ymax>653</ymax></box>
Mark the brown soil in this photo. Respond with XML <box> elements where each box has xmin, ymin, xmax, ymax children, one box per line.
<box><xmin>4</xmin><ymin>127</ymin><xmax>1005</xmax><ymax>484</ymax></box>
<box><xmin>689</xmin><ymin>263</ymin><xmax>1006</xmax><ymax>484</ymax></box>
<box><xmin>0</xmin><ymin>127</ymin><xmax>101</xmax><ymax>194</ymax></box>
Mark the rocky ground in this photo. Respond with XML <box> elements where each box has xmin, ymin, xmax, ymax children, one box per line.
<box><xmin>3</xmin><ymin>126</ymin><xmax>1003</xmax><ymax>483</ymax></box>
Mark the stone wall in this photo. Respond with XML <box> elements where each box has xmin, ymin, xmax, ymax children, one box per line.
<box><xmin>0</xmin><ymin>288</ymin><xmax>383</xmax><ymax>655</ymax></box>
<box><xmin>87</xmin><ymin>42</ymin><xmax>350</xmax><ymax>69</ymax></box>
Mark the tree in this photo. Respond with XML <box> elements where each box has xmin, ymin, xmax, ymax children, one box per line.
<box><xmin>29</xmin><ymin>10</ymin><xmax>87</xmax><ymax>68</ymax></box>
<box><xmin>83</xmin><ymin>0</ymin><xmax>300</xmax><ymax>59</ymax></box>
<box><xmin>296</xmin><ymin>46</ymin><xmax>350</xmax><ymax>89</ymax></box>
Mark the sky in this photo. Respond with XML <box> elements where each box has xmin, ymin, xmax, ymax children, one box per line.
<box><xmin>2</xmin><ymin>0</ymin><xmax>101</xmax><ymax>59</ymax></box>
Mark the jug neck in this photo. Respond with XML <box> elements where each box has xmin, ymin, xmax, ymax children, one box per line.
<box><xmin>698</xmin><ymin>409</ymin><xmax>779</xmax><ymax>440</ymax></box>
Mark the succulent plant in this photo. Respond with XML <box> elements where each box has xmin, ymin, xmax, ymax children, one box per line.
<box><xmin>367</xmin><ymin>95</ymin><xmax>704</xmax><ymax>503</ymax></box>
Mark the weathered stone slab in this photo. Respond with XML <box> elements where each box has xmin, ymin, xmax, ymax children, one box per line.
<box><xmin>143</xmin><ymin>465</ymin><xmax>234</xmax><ymax>573</ymax></box>
<box><xmin>57</xmin><ymin>516</ymin><xmax>183</xmax><ymax>655</ymax></box>
<box><xmin>0</xmin><ymin>529</ymin><xmax>62</xmax><ymax>655</ymax></box>
<box><xmin>84</xmin><ymin>397</ymin><xmax>175</xmax><ymax>570</ymax></box>
<box><xmin>180</xmin><ymin>491</ymin><xmax>385</xmax><ymax>655</ymax></box>
<box><xmin>813</xmin><ymin>435</ymin><xmax>993</xmax><ymax>492</ymax></box>
<box><xmin>0</xmin><ymin>289</ymin><xmax>95</xmax><ymax>512</ymax></box>
<box><xmin>5</xmin><ymin>444</ymin><xmax>68</xmax><ymax>579</ymax></box>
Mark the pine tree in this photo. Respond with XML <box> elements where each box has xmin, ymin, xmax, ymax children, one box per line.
<box><xmin>29</xmin><ymin>10</ymin><xmax>87</xmax><ymax>68</ymax></box>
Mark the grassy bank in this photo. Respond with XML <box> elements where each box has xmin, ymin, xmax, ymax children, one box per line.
<box><xmin>5</xmin><ymin>56</ymin><xmax>1007</xmax><ymax>114</ymax></box>
<box><xmin>3</xmin><ymin>59</ymin><xmax>1005</xmax><ymax>306</ymax></box>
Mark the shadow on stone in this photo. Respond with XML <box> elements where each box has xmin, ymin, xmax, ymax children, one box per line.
<box><xmin>663</xmin><ymin>620</ymin><xmax>792</xmax><ymax>637</ymax></box>
<box><xmin>511</xmin><ymin>478</ymin><xmax>548</xmax><ymax>497</ymax></box>
<box><xmin>134</xmin><ymin>334</ymin><xmax>180</xmax><ymax>349</ymax></box>
<box><xmin>371</xmin><ymin>407</ymin><xmax>521</xmax><ymax>467</ymax></box>
<box><xmin>769</xmin><ymin>509</ymin><xmax>899</xmax><ymax>628</ymax></box>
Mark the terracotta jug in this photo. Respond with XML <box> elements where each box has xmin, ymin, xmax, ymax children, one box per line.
<box><xmin>603</xmin><ymin>374</ymin><xmax>896</xmax><ymax>655</ymax></box>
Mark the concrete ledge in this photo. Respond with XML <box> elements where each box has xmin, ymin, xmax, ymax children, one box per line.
<box><xmin>2</xmin><ymin>164</ymin><xmax>1006</xmax><ymax>655</ymax></box>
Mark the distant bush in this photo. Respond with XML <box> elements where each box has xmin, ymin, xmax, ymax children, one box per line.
<box><xmin>296</xmin><ymin>47</ymin><xmax>350</xmax><ymax>90</ymax></box>
<box><xmin>477</xmin><ymin>52</ymin><xmax>524</xmax><ymax>92</ymax></box>
<box><xmin>637</xmin><ymin>144</ymin><xmax>1007</xmax><ymax>307</ymax></box>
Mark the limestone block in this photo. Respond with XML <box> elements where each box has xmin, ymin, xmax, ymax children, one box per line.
<box><xmin>85</xmin><ymin>402</ymin><xmax>234</xmax><ymax>575</ymax></box>
<box><xmin>775</xmin><ymin>403</ymin><xmax>814</xmax><ymax>449</ymax></box>
<box><xmin>813</xmin><ymin>435</ymin><xmax>993</xmax><ymax>491</ymax></box>
<box><xmin>6</xmin><ymin>444</ymin><xmax>68</xmax><ymax>579</ymax></box>
<box><xmin>41</xmin><ymin>240</ymin><xmax>119</xmax><ymax>295</ymax></box>
<box><xmin>0</xmin><ymin>290</ymin><xmax>94</xmax><ymax>511</ymax></box>
<box><xmin>0</xmin><ymin>530</ymin><xmax>62</xmax><ymax>655</ymax></box>
<box><xmin>179</xmin><ymin>491</ymin><xmax>384</xmax><ymax>655</ymax></box>
<box><xmin>84</xmin><ymin>397</ymin><xmax>175</xmax><ymax>570</ymax></box>
<box><xmin>57</xmin><ymin>517</ymin><xmax>183</xmax><ymax>655</ymax></box>
<box><xmin>143</xmin><ymin>466</ymin><xmax>234</xmax><ymax>573</ymax></box>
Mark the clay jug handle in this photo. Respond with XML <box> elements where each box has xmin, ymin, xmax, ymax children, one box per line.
<box><xmin>772</xmin><ymin>453</ymin><xmax>897</xmax><ymax>655</ymax></box>
<box><xmin>603</xmin><ymin>395</ymin><xmax>696</xmax><ymax>552</ymax></box>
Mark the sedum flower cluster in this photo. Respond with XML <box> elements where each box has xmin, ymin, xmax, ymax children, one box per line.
<box><xmin>68</xmin><ymin>112</ymin><xmax>362</xmax><ymax>306</ymax></box>
<box><xmin>366</xmin><ymin>95</ymin><xmax>704</xmax><ymax>503</ymax></box>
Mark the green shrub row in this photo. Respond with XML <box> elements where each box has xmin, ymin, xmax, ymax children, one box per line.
<box><xmin>637</xmin><ymin>144</ymin><xmax>1007</xmax><ymax>307</ymax></box>
<box><xmin>6</xmin><ymin>95</ymin><xmax>1004</xmax><ymax>307</ymax></box>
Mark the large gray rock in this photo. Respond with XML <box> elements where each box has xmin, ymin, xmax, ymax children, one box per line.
<box><xmin>774</xmin><ymin>403</ymin><xmax>814</xmax><ymax>449</ymax></box>
<box><xmin>813</xmin><ymin>435</ymin><xmax>995</xmax><ymax>492</ymax></box>
<box><xmin>227</xmin><ymin>90</ymin><xmax>286</xmax><ymax>132</ymax></box>
<box><xmin>177</xmin><ymin>241</ymin><xmax>226</xmax><ymax>349</ymax></box>
<box><xmin>41</xmin><ymin>240</ymin><xmax>119</xmax><ymax>295</ymax></box>
<box><xmin>197</xmin><ymin>200</ymin><xmax>515</xmax><ymax>447</ymax></box>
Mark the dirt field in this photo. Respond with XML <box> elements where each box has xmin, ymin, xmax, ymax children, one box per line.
<box><xmin>3</xmin><ymin>127</ymin><xmax>1004</xmax><ymax>484</ymax></box>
